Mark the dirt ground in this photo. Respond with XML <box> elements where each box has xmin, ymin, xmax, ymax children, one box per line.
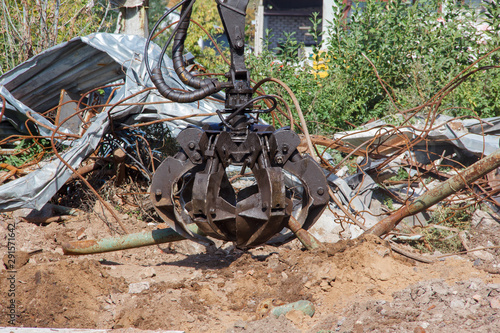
<box><xmin>1</xmin><ymin>206</ymin><xmax>500</xmax><ymax>333</ymax></box>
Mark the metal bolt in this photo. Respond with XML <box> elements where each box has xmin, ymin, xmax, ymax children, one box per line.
<box><xmin>317</xmin><ymin>187</ymin><xmax>325</xmax><ymax>195</ymax></box>
<box><xmin>275</xmin><ymin>155</ymin><xmax>284</xmax><ymax>164</ymax></box>
<box><xmin>188</xmin><ymin>142</ymin><xmax>196</xmax><ymax>150</ymax></box>
<box><xmin>282</xmin><ymin>144</ymin><xmax>289</xmax><ymax>154</ymax></box>
<box><xmin>193</xmin><ymin>152</ymin><xmax>202</xmax><ymax>161</ymax></box>
<box><xmin>155</xmin><ymin>189</ymin><xmax>162</xmax><ymax>197</ymax></box>
<box><xmin>209</xmin><ymin>208</ymin><xmax>216</xmax><ymax>214</ymax></box>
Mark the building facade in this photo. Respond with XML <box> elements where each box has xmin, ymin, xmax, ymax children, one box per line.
<box><xmin>254</xmin><ymin>0</ymin><xmax>336</xmax><ymax>54</ymax></box>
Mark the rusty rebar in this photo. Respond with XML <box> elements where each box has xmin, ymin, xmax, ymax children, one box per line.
<box><xmin>364</xmin><ymin>148</ymin><xmax>500</xmax><ymax>237</ymax></box>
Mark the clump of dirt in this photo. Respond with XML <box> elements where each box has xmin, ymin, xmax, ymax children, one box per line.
<box><xmin>0</xmin><ymin>258</ymin><xmax>127</xmax><ymax>328</ymax></box>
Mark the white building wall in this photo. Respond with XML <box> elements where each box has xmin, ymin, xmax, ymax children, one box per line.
<box><xmin>254</xmin><ymin>0</ymin><xmax>265</xmax><ymax>54</ymax></box>
<box><xmin>322</xmin><ymin>0</ymin><xmax>338</xmax><ymax>48</ymax></box>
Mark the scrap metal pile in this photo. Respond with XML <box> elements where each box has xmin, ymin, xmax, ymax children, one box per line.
<box><xmin>1</xmin><ymin>0</ymin><xmax>500</xmax><ymax>255</ymax></box>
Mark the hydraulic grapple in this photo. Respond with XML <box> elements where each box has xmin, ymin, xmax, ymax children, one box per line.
<box><xmin>148</xmin><ymin>0</ymin><xmax>329</xmax><ymax>249</ymax></box>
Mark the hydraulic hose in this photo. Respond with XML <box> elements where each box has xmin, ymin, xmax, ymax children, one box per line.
<box><xmin>172</xmin><ymin>3</ymin><xmax>214</xmax><ymax>89</ymax></box>
<box><xmin>150</xmin><ymin>68</ymin><xmax>222</xmax><ymax>103</ymax></box>
<box><xmin>149</xmin><ymin>0</ymin><xmax>223</xmax><ymax>103</ymax></box>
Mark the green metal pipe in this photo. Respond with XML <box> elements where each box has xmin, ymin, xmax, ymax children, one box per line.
<box><xmin>365</xmin><ymin>148</ymin><xmax>500</xmax><ymax>237</ymax></box>
<box><xmin>62</xmin><ymin>226</ymin><xmax>201</xmax><ymax>255</ymax></box>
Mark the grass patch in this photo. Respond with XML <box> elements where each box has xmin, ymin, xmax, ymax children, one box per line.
<box><xmin>402</xmin><ymin>205</ymin><xmax>474</xmax><ymax>254</ymax></box>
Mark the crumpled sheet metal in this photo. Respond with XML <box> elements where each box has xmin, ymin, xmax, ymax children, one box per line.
<box><xmin>427</xmin><ymin>119</ymin><xmax>500</xmax><ymax>156</ymax></box>
<box><xmin>0</xmin><ymin>86</ymin><xmax>71</xmax><ymax>138</ymax></box>
<box><xmin>327</xmin><ymin>172</ymin><xmax>379</xmax><ymax>236</ymax></box>
<box><xmin>464</xmin><ymin>116</ymin><xmax>500</xmax><ymax>135</ymax></box>
<box><xmin>0</xmin><ymin>33</ymin><xmax>223</xmax><ymax>211</ymax></box>
<box><xmin>0</xmin><ymin>36</ymin><xmax>125</xmax><ymax>113</ymax></box>
<box><xmin>334</xmin><ymin>114</ymin><xmax>500</xmax><ymax>158</ymax></box>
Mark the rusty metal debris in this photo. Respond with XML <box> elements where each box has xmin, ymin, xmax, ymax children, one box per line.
<box><xmin>0</xmin><ymin>33</ymin><xmax>223</xmax><ymax>212</ymax></box>
<box><xmin>364</xmin><ymin>148</ymin><xmax>500</xmax><ymax>237</ymax></box>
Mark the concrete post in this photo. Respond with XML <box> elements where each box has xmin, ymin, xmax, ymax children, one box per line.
<box><xmin>322</xmin><ymin>0</ymin><xmax>337</xmax><ymax>47</ymax></box>
<box><xmin>254</xmin><ymin>0</ymin><xmax>265</xmax><ymax>54</ymax></box>
<box><xmin>111</xmin><ymin>0</ymin><xmax>149</xmax><ymax>38</ymax></box>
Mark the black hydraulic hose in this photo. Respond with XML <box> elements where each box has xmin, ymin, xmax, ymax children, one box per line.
<box><xmin>147</xmin><ymin>0</ymin><xmax>224</xmax><ymax>103</ymax></box>
<box><xmin>151</xmin><ymin>69</ymin><xmax>222</xmax><ymax>103</ymax></box>
<box><xmin>144</xmin><ymin>0</ymin><xmax>187</xmax><ymax>78</ymax></box>
<box><xmin>172</xmin><ymin>3</ymin><xmax>215</xmax><ymax>89</ymax></box>
<box><xmin>216</xmin><ymin>95</ymin><xmax>277</xmax><ymax>129</ymax></box>
<box><xmin>157</xmin><ymin>0</ymin><xmax>195</xmax><ymax>73</ymax></box>
<box><xmin>224</xmin><ymin>95</ymin><xmax>278</xmax><ymax>122</ymax></box>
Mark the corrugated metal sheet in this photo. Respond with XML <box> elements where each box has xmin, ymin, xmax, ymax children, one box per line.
<box><xmin>0</xmin><ymin>32</ymin><xmax>224</xmax><ymax>211</ymax></box>
<box><xmin>0</xmin><ymin>38</ymin><xmax>125</xmax><ymax>113</ymax></box>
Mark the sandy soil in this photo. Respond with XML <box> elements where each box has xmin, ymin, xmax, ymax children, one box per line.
<box><xmin>1</xmin><ymin>207</ymin><xmax>499</xmax><ymax>333</ymax></box>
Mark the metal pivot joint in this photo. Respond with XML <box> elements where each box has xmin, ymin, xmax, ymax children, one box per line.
<box><xmin>149</xmin><ymin>0</ymin><xmax>329</xmax><ymax>249</ymax></box>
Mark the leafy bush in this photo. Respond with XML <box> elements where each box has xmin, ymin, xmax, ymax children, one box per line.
<box><xmin>248</xmin><ymin>0</ymin><xmax>500</xmax><ymax>133</ymax></box>
<box><xmin>0</xmin><ymin>138</ymin><xmax>50</xmax><ymax>168</ymax></box>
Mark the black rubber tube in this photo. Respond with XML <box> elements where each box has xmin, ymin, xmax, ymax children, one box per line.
<box><xmin>148</xmin><ymin>0</ymin><xmax>223</xmax><ymax>103</ymax></box>
<box><xmin>171</xmin><ymin>3</ymin><xmax>214</xmax><ymax>89</ymax></box>
<box><xmin>151</xmin><ymin>67</ymin><xmax>222</xmax><ymax>103</ymax></box>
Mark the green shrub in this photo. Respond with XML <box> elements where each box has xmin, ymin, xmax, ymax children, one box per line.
<box><xmin>0</xmin><ymin>138</ymin><xmax>50</xmax><ymax>168</ymax></box>
<box><xmin>249</xmin><ymin>0</ymin><xmax>500</xmax><ymax>134</ymax></box>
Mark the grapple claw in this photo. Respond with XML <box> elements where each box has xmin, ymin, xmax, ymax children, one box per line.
<box><xmin>148</xmin><ymin>0</ymin><xmax>329</xmax><ymax>249</ymax></box>
<box><xmin>150</xmin><ymin>127</ymin><xmax>328</xmax><ymax>249</ymax></box>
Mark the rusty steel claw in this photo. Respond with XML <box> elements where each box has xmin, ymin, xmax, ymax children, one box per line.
<box><xmin>148</xmin><ymin>0</ymin><xmax>329</xmax><ymax>249</ymax></box>
<box><xmin>150</xmin><ymin>126</ymin><xmax>329</xmax><ymax>249</ymax></box>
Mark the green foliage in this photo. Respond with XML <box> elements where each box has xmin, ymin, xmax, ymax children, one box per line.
<box><xmin>248</xmin><ymin>0</ymin><xmax>500</xmax><ymax>134</ymax></box>
<box><xmin>407</xmin><ymin>205</ymin><xmax>474</xmax><ymax>253</ymax></box>
<box><xmin>428</xmin><ymin>204</ymin><xmax>474</xmax><ymax>229</ymax></box>
<box><xmin>246</xmin><ymin>14</ymin><xmax>329</xmax><ymax>130</ymax></box>
<box><xmin>388</xmin><ymin>167</ymin><xmax>410</xmax><ymax>182</ymax></box>
<box><xmin>413</xmin><ymin>226</ymin><xmax>465</xmax><ymax>253</ymax></box>
<box><xmin>323</xmin><ymin>0</ymin><xmax>497</xmax><ymax>126</ymax></box>
<box><xmin>383</xmin><ymin>197</ymin><xmax>395</xmax><ymax>211</ymax></box>
<box><xmin>0</xmin><ymin>0</ymin><xmax>117</xmax><ymax>74</ymax></box>
<box><xmin>0</xmin><ymin>138</ymin><xmax>50</xmax><ymax>168</ymax></box>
